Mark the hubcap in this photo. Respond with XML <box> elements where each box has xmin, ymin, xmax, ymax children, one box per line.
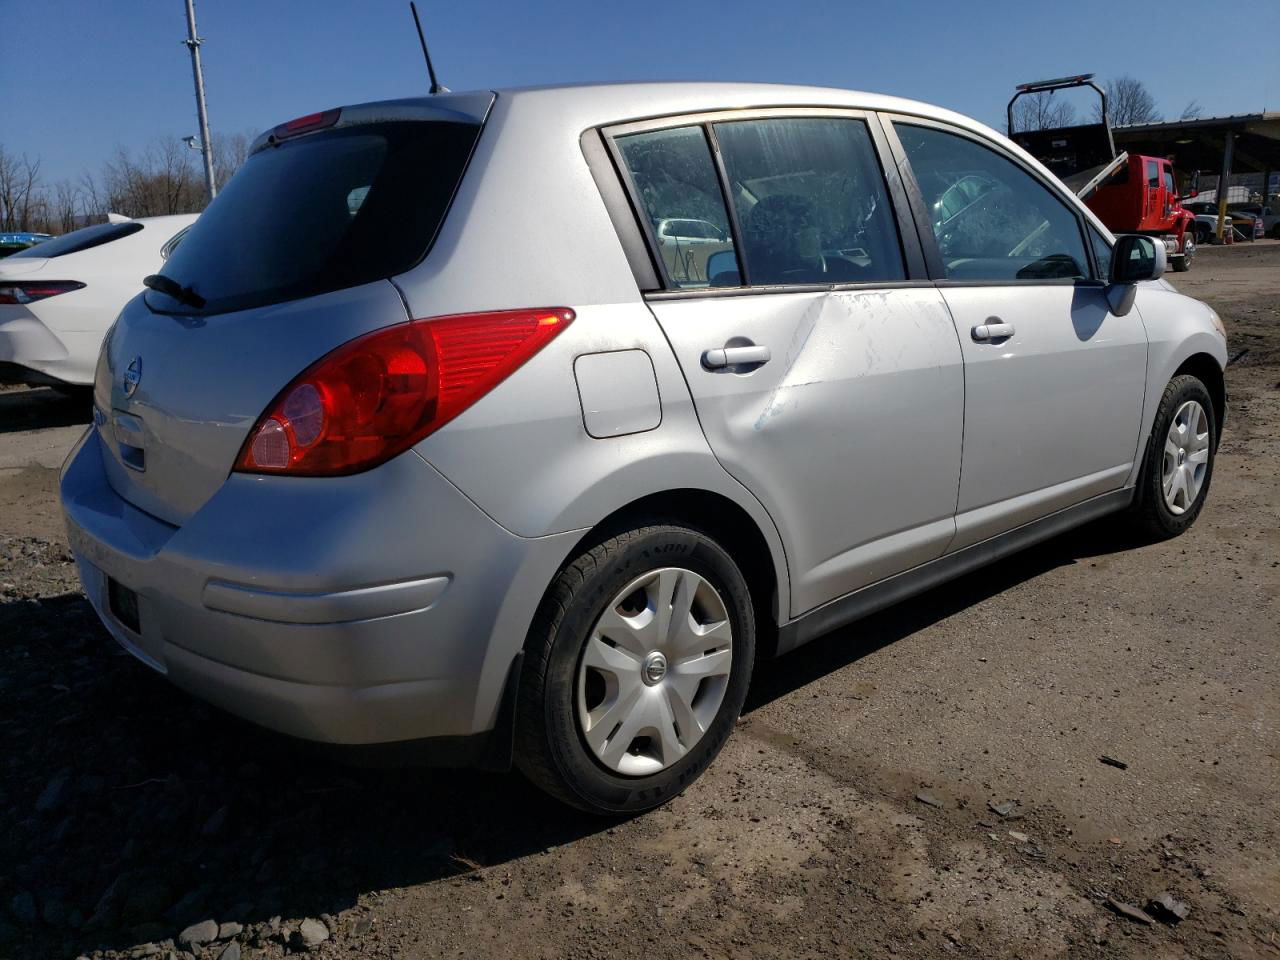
<box><xmin>1162</xmin><ymin>400</ymin><xmax>1210</xmax><ymax>515</ymax></box>
<box><xmin>642</xmin><ymin>651</ymin><xmax>668</xmax><ymax>685</ymax></box>
<box><xmin>576</xmin><ymin>567</ymin><xmax>733</xmax><ymax>777</ymax></box>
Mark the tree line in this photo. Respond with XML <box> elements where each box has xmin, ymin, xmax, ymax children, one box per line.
<box><xmin>0</xmin><ymin>132</ymin><xmax>251</xmax><ymax>235</ymax></box>
<box><xmin>1010</xmin><ymin>74</ymin><xmax>1202</xmax><ymax>133</ymax></box>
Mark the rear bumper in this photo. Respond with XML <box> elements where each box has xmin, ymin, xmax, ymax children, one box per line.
<box><xmin>0</xmin><ymin>308</ymin><xmax>94</xmax><ymax>385</ymax></box>
<box><xmin>0</xmin><ymin>360</ymin><xmax>77</xmax><ymax>388</ymax></box>
<box><xmin>60</xmin><ymin>428</ymin><xmax>576</xmax><ymax>750</ymax></box>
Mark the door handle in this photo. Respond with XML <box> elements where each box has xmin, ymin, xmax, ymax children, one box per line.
<box><xmin>702</xmin><ymin>345</ymin><xmax>772</xmax><ymax>369</ymax></box>
<box><xmin>971</xmin><ymin>322</ymin><xmax>1015</xmax><ymax>342</ymax></box>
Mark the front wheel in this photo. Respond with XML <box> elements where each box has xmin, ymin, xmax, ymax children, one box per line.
<box><xmin>1128</xmin><ymin>375</ymin><xmax>1217</xmax><ymax>539</ymax></box>
<box><xmin>515</xmin><ymin>523</ymin><xmax>756</xmax><ymax>814</ymax></box>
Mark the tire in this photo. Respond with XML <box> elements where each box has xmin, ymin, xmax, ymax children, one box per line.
<box><xmin>1195</xmin><ymin>225</ymin><xmax>1211</xmax><ymax>246</ymax></box>
<box><xmin>1172</xmin><ymin>232</ymin><xmax>1193</xmax><ymax>272</ymax></box>
<box><xmin>1128</xmin><ymin>375</ymin><xmax>1217</xmax><ymax>540</ymax></box>
<box><xmin>515</xmin><ymin>522</ymin><xmax>756</xmax><ymax>815</ymax></box>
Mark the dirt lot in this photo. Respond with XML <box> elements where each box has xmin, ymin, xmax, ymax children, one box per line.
<box><xmin>1</xmin><ymin>244</ymin><xmax>1277</xmax><ymax>960</ymax></box>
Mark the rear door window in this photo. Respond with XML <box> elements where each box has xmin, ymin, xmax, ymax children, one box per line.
<box><xmin>149</xmin><ymin>120</ymin><xmax>481</xmax><ymax>315</ymax></box>
<box><xmin>712</xmin><ymin>117</ymin><xmax>905</xmax><ymax>285</ymax></box>
<box><xmin>615</xmin><ymin>126</ymin><xmax>737</xmax><ymax>289</ymax></box>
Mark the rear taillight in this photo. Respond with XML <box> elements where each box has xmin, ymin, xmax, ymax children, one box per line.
<box><xmin>234</xmin><ymin>308</ymin><xmax>575</xmax><ymax>476</ymax></box>
<box><xmin>0</xmin><ymin>281</ymin><xmax>85</xmax><ymax>305</ymax></box>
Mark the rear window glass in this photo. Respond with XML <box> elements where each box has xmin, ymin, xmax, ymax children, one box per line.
<box><xmin>148</xmin><ymin>120</ymin><xmax>481</xmax><ymax>315</ymax></box>
<box><xmin>10</xmin><ymin>221</ymin><xmax>142</xmax><ymax>259</ymax></box>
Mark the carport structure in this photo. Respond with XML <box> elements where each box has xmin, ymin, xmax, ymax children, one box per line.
<box><xmin>1115</xmin><ymin>112</ymin><xmax>1280</xmax><ymax>212</ymax></box>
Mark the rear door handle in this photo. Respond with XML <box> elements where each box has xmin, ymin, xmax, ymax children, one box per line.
<box><xmin>702</xmin><ymin>345</ymin><xmax>772</xmax><ymax>369</ymax></box>
<box><xmin>971</xmin><ymin>322</ymin><xmax>1015</xmax><ymax>342</ymax></box>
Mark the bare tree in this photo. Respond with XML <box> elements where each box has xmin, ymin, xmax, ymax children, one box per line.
<box><xmin>1179</xmin><ymin>100</ymin><xmax>1204</xmax><ymax>121</ymax></box>
<box><xmin>101</xmin><ymin>138</ymin><xmax>205</xmax><ymax>218</ymax></box>
<box><xmin>0</xmin><ymin>128</ymin><xmax>250</xmax><ymax>236</ymax></box>
<box><xmin>1093</xmin><ymin>75</ymin><xmax>1161</xmax><ymax>127</ymax></box>
<box><xmin>213</xmin><ymin>132</ymin><xmax>252</xmax><ymax>191</ymax></box>
<box><xmin>78</xmin><ymin>170</ymin><xmax>106</xmax><ymax>225</ymax></box>
<box><xmin>51</xmin><ymin>180</ymin><xmax>82</xmax><ymax>234</ymax></box>
<box><xmin>1011</xmin><ymin>93</ymin><xmax>1077</xmax><ymax>132</ymax></box>
<box><xmin>0</xmin><ymin>145</ymin><xmax>43</xmax><ymax>232</ymax></box>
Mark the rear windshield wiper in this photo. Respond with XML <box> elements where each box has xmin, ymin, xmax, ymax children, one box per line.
<box><xmin>143</xmin><ymin>274</ymin><xmax>205</xmax><ymax>309</ymax></box>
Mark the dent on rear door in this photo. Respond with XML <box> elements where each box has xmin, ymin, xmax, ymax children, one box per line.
<box><xmin>649</xmin><ymin>287</ymin><xmax>964</xmax><ymax>616</ymax></box>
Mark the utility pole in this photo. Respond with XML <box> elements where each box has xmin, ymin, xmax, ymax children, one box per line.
<box><xmin>183</xmin><ymin>0</ymin><xmax>217</xmax><ymax>203</ymax></box>
<box><xmin>1215</xmin><ymin>133</ymin><xmax>1234</xmax><ymax>243</ymax></box>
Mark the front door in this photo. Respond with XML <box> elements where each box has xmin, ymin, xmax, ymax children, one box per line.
<box><xmin>889</xmin><ymin>119</ymin><xmax>1148</xmax><ymax>550</ymax></box>
<box><xmin>611</xmin><ymin>114</ymin><xmax>965</xmax><ymax>617</ymax></box>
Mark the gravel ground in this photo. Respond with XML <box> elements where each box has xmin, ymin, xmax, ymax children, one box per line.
<box><xmin>1</xmin><ymin>243</ymin><xmax>1277</xmax><ymax>960</ymax></box>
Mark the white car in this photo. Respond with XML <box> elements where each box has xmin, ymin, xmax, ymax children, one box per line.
<box><xmin>0</xmin><ymin>214</ymin><xmax>197</xmax><ymax>389</ymax></box>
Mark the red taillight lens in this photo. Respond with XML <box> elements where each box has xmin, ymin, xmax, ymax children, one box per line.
<box><xmin>272</xmin><ymin>108</ymin><xmax>341</xmax><ymax>140</ymax></box>
<box><xmin>234</xmin><ymin>308</ymin><xmax>575</xmax><ymax>476</ymax></box>
<box><xmin>0</xmin><ymin>281</ymin><xmax>85</xmax><ymax>305</ymax></box>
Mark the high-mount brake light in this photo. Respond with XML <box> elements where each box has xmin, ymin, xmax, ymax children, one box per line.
<box><xmin>235</xmin><ymin>308</ymin><xmax>575</xmax><ymax>476</ymax></box>
<box><xmin>272</xmin><ymin>108</ymin><xmax>341</xmax><ymax>141</ymax></box>
<box><xmin>0</xmin><ymin>281</ymin><xmax>86</xmax><ymax>305</ymax></box>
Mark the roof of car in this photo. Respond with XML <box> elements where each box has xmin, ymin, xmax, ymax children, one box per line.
<box><xmin>488</xmin><ymin>81</ymin><xmax>989</xmax><ymax>132</ymax></box>
<box><xmin>316</xmin><ymin>81</ymin><xmax>999</xmax><ymax>145</ymax></box>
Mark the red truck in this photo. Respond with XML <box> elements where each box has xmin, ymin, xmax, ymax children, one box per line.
<box><xmin>1008</xmin><ymin>75</ymin><xmax>1196</xmax><ymax>272</ymax></box>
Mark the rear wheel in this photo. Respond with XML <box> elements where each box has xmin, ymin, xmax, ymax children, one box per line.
<box><xmin>1172</xmin><ymin>232</ymin><xmax>1194</xmax><ymax>272</ymax></box>
<box><xmin>1128</xmin><ymin>375</ymin><xmax>1217</xmax><ymax>539</ymax></box>
<box><xmin>515</xmin><ymin>523</ymin><xmax>756</xmax><ymax>814</ymax></box>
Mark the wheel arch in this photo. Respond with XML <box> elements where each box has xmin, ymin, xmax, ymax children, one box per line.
<box><xmin>545</xmin><ymin>487</ymin><xmax>787</xmax><ymax>658</ymax></box>
<box><xmin>1173</xmin><ymin>352</ymin><xmax>1226</xmax><ymax>441</ymax></box>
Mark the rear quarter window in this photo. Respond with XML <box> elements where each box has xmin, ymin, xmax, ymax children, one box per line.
<box><xmin>149</xmin><ymin>120</ymin><xmax>481</xmax><ymax>315</ymax></box>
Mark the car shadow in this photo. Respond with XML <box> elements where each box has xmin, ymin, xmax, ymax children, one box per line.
<box><xmin>2</xmin><ymin>588</ymin><xmax>606</xmax><ymax>958</ymax></box>
<box><xmin>0</xmin><ymin>385</ymin><xmax>92</xmax><ymax>434</ymax></box>
<box><xmin>1</xmin><ymin>515</ymin><xmax>1148</xmax><ymax>958</ymax></box>
<box><xmin>745</xmin><ymin>515</ymin><xmax>1144</xmax><ymax>712</ymax></box>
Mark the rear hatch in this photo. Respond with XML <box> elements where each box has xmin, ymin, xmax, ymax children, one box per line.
<box><xmin>94</xmin><ymin>93</ymin><xmax>493</xmax><ymax>526</ymax></box>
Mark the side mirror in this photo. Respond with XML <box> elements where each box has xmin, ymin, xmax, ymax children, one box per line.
<box><xmin>1111</xmin><ymin>234</ymin><xmax>1165</xmax><ymax>284</ymax></box>
<box><xmin>706</xmin><ymin>249</ymin><xmax>741</xmax><ymax>287</ymax></box>
<box><xmin>1107</xmin><ymin>234</ymin><xmax>1165</xmax><ymax>316</ymax></box>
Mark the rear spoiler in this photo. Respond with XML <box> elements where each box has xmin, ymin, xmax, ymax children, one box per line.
<box><xmin>249</xmin><ymin>92</ymin><xmax>496</xmax><ymax>156</ymax></box>
<box><xmin>1060</xmin><ymin>151</ymin><xmax>1129</xmax><ymax>201</ymax></box>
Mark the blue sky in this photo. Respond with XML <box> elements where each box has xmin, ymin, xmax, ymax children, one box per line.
<box><xmin>4</xmin><ymin>0</ymin><xmax>1277</xmax><ymax>184</ymax></box>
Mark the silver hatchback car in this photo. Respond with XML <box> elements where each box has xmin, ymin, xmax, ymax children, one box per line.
<box><xmin>62</xmin><ymin>83</ymin><xmax>1227</xmax><ymax>814</ymax></box>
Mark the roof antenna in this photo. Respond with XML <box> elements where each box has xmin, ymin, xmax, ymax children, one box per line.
<box><xmin>409</xmin><ymin>2</ymin><xmax>447</xmax><ymax>94</ymax></box>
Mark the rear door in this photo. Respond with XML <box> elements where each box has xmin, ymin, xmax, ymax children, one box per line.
<box><xmin>608</xmin><ymin>111</ymin><xmax>965</xmax><ymax>617</ymax></box>
<box><xmin>884</xmin><ymin>117</ymin><xmax>1147</xmax><ymax>550</ymax></box>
